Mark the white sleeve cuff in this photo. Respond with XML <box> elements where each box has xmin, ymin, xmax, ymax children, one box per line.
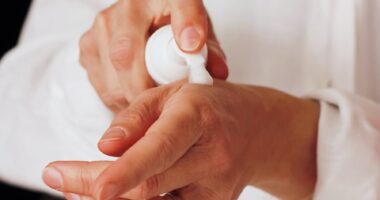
<box><xmin>309</xmin><ymin>89</ymin><xmax>380</xmax><ymax>200</ymax></box>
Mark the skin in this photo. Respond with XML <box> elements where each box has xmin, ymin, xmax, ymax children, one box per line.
<box><xmin>79</xmin><ymin>0</ymin><xmax>228</xmax><ymax>113</ymax></box>
<box><xmin>43</xmin><ymin>80</ymin><xmax>320</xmax><ymax>200</ymax></box>
<box><xmin>43</xmin><ymin>0</ymin><xmax>320</xmax><ymax>199</ymax></box>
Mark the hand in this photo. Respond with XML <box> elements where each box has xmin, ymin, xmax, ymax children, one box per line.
<box><xmin>43</xmin><ymin>80</ymin><xmax>319</xmax><ymax>199</ymax></box>
<box><xmin>79</xmin><ymin>0</ymin><xmax>228</xmax><ymax>113</ymax></box>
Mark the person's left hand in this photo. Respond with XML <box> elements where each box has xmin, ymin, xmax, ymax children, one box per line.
<box><xmin>79</xmin><ymin>0</ymin><xmax>228</xmax><ymax>113</ymax></box>
<box><xmin>43</xmin><ymin>80</ymin><xmax>319</xmax><ymax>200</ymax></box>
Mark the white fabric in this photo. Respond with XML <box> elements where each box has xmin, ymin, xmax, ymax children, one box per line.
<box><xmin>311</xmin><ymin>89</ymin><xmax>380</xmax><ymax>199</ymax></box>
<box><xmin>0</xmin><ymin>0</ymin><xmax>114</xmax><ymax>193</ymax></box>
<box><xmin>0</xmin><ymin>0</ymin><xmax>379</xmax><ymax>199</ymax></box>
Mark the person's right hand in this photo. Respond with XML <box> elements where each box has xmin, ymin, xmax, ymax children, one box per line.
<box><xmin>43</xmin><ymin>80</ymin><xmax>320</xmax><ymax>200</ymax></box>
<box><xmin>79</xmin><ymin>0</ymin><xmax>228</xmax><ymax>113</ymax></box>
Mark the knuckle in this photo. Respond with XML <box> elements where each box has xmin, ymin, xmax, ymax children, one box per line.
<box><xmin>202</xmin><ymin>189</ymin><xmax>219</xmax><ymax>200</ymax></box>
<box><xmin>109</xmin><ymin>37</ymin><xmax>135</xmax><ymax>70</ymax></box>
<box><xmin>195</xmin><ymin>96</ymin><xmax>220</xmax><ymax>127</ymax></box>
<box><xmin>183</xmin><ymin>185</ymin><xmax>219</xmax><ymax>200</ymax></box>
<box><xmin>212</xmin><ymin>141</ymin><xmax>234</xmax><ymax>173</ymax></box>
<box><xmin>137</xmin><ymin>88</ymin><xmax>156</xmax><ymax>100</ymax></box>
<box><xmin>155</xmin><ymin>133</ymin><xmax>177</xmax><ymax>171</ymax></box>
<box><xmin>117</xmin><ymin>0</ymin><xmax>140</xmax><ymax>10</ymax></box>
<box><xmin>79</xmin><ymin>33</ymin><xmax>93</xmax><ymax>54</ymax></box>
<box><xmin>119</xmin><ymin>104</ymin><xmax>147</xmax><ymax>124</ymax></box>
<box><xmin>207</xmin><ymin>40</ymin><xmax>227</xmax><ymax>61</ymax></box>
<box><xmin>79</xmin><ymin>32</ymin><xmax>91</xmax><ymax>49</ymax></box>
<box><xmin>137</xmin><ymin>175</ymin><xmax>161</xmax><ymax>199</ymax></box>
<box><xmin>79</xmin><ymin>32</ymin><xmax>99</xmax><ymax>69</ymax></box>
<box><xmin>137</xmin><ymin>89</ymin><xmax>161</xmax><ymax>106</ymax></box>
<box><xmin>77</xmin><ymin>162</ymin><xmax>93</xmax><ymax>194</ymax></box>
<box><xmin>92</xmin><ymin>10</ymin><xmax>109</xmax><ymax>31</ymax></box>
<box><xmin>118</xmin><ymin>0</ymin><xmax>131</xmax><ymax>7</ymax></box>
<box><xmin>101</xmin><ymin>94</ymin><xmax>115</xmax><ymax>109</ymax></box>
<box><xmin>102</xmin><ymin>101</ymin><xmax>119</xmax><ymax>113</ymax></box>
<box><xmin>95</xmin><ymin>10</ymin><xmax>108</xmax><ymax>25</ymax></box>
<box><xmin>101</xmin><ymin>92</ymin><xmax>128</xmax><ymax>111</ymax></box>
<box><xmin>79</xmin><ymin>55</ymin><xmax>88</xmax><ymax>69</ymax></box>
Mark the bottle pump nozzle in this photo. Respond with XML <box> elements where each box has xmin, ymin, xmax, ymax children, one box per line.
<box><xmin>145</xmin><ymin>25</ymin><xmax>213</xmax><ymax>85</ymax></box>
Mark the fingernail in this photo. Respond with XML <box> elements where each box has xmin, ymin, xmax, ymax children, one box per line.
<box><xmin>64</xmin><ymin>193</ymin><xmax>81</xmax><ymax>200</ymax></box>
<box><xmin>100</xmin><ymin>127</ymin><xmax>128</xmax><ymax>142</ymax></box>
<box><xmin>180</xmin><ymin>27</ymin><xmax>201</xmax><ymax>51</ymax></box>
<box><xmin>42</xmin><ymin>167</ymin><xmax>63</xmax><ymax>190</ymax></box>
<box><xmin>97</xmin><ymin>184</ymin><xmax>120</xmax><ymax>200</ymax></box>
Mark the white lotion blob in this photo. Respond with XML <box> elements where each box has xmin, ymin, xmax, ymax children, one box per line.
<box><xmin>145</xmin><ymin>25</ymin><xmax>213</xmax><ymax>85</ymax></box>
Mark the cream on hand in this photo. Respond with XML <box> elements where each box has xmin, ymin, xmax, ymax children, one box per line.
<box><xmin>145</xmin><ymin>25</ymin><xmax>213</xmax><ymax>85</ymax></box>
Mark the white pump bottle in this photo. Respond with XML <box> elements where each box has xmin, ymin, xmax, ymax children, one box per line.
<box><xmin>145</xmin><ymin>25</ymin><xmax>213</xmax><ymax>85</ymax></box>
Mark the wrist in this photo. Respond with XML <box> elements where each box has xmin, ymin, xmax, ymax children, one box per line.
<box><xmin>241</xmin><ymin>86</ymin><xmax>320</xmax><ymax>199</ymax></box>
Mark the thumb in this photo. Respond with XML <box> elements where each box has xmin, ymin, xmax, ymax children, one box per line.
<box><xmin>42</xmin><ymin>161</ymin><xmax>110</xmax><ymax>195</ymax></box>
<box><xmin>169</xmin><ymin>0</ymin><xmax>208</xmax><ymax>53</ymax></box>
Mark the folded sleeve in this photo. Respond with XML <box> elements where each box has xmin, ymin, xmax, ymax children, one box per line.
<box><xmin>0</xmin><ymin>0</ymin><xmax>115</xmax><ymax>195</ymax></box>
<box><xmin>310</xmin><ymin>89</ymin><xmax>380</xmax><ymax>199</ymax></box>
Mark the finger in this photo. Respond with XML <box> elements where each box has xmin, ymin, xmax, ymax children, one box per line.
<box><xmin>64</xmin><ymin>193</ymin><xmax>81</xmax><ymax>200</ymax></box>
<box><xmin>99</xmin><ymin>90</ymin><xmax>130</xmax><ymax>114</ymax></box>
<box><xmin>81</xmin><ymin>16</ymin><xmax>129</xmax><ymax>113</ymax></box>
<box><xmin>45</xmin><ymin>151</ymin><xmax>207</xmax><ymax>200</ymax></box>
<box><xmin>98</xmin><ymin>82</ymin><xmax>183</xmax><ymax>156</ymax></box>
<box><xmin>108</xmin><ymin>1</ymin><xmax>155</xmax><ymax>101</ymax></box>
<box><xmin>97</xmin><ymin>106</ymin><xmax>155</xmax><ymax>157</ymax></box>
<box><xmin>205</xmin><ymin>18</ymin><xmax>228</xmax><ymax>80</ymax></box>
<box><xmin>80</xmin><ymin>196</ymin><xmax>94</xmax><ymax>200</ymax></box>
<box><xmin>149</xmin><ymin>193</ymin><xmax>182</xmax><ymax>200</ymax></box>
<box><xmin>79</xmin><ymin>30</ymin><xmax>97</xmax><ymax>70</ymax></box>
<box><xmin>65</xmin><ymin>194</ymin><xmax>126</xmax><ymax>200</ymax></box>
<box><xmin>98</xmin><ymin>86</ymin><xmax>171</xmax><ymax>157</ymax></box>
<box><xmin>64</xmin><ymin>193</ymin><xmax>94</xmax><ymax>200</ymax></box>
<box><xmin>152</xmin><ymin>186</ymin><xmax>222</xmax><ymax>200</ymax></box>
<box><xmin>44</xmin><ymin>161</ymin><xmax>145</xmax><ymax>200</ymax></box>
<box><xmin>177</xmin><ymin>185</ymin><xmax>222</xmax><ymax>200</ymax></box>
<box><xmin>206</xmin><ymin>43</ymin><xmax>229</xmax><ymax>80</ymax></box>
<box><xmin>43</xmin><ymin>161</ymin><xmax>110</xmax><ymax>195</ymax></box>
<box><xmin>95</xmin><ymin>99</ymin><xmax>203</xmax><ymax>200</ymax></box>
<box><xmin>124</xmin><ymin>147</ymin><xmax>211</xmax><ymax>199</ymax></box>
<box><xmin>169</xmin><ymin>0</ymin><xmax>208</xmax><ymax>53</ymax></box>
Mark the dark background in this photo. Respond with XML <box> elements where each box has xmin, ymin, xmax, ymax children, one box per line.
<box><xmin>0</xmin><ymin>1</ymin><xmax>61</xmax><ymax>199</ymax></box>
<box><xmin>0</xmin><ymin>1</ymin><xmax>30</xmax><ymax>57</ymax></box>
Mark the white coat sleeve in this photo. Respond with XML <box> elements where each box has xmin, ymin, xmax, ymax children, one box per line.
<box><xmin>310</xmin><ymin>89</ymin><xmax>380</xmax><ymax>200</ymax></box>
<box><xmin>0</xmin><ymin>0</ymin><xmax>115</xmax><ymax>195</ymax></box>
